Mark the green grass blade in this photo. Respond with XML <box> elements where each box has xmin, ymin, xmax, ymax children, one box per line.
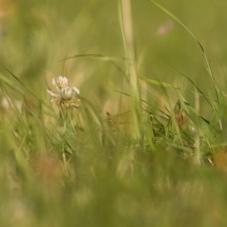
<box><xmin>147</xmin><ymin>0</ymin><xmax>202</xmax><ymax>48</ymax></box>
<box><xmin>0</xmin><ymin>72</ymin><xmax>24</xmax><ymax>96</ymax></box>
<box><xmin>147</xmin><ymin>0</ymin><xmax>219</xmax><ymax>102</ymax></box>
<box><xmin>140</xmin><ymin>77</ymin><xmax>173</xmax><ymax>88</ymax></box>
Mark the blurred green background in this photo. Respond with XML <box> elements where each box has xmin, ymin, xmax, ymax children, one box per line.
<box><xmin>1</xmin><ymin>0</ymin><xmax>227</xmax><ymax>226</ymax></box>
<box><xmin>2</xmin><ymin>0</ymin><xmax>227</xmax><ymax>115</ymax></box>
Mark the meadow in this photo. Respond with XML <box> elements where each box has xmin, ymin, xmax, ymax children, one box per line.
<box><xmin>1</xmin><ymin>0</ymin><xmax>227</xmax><ymax>226</ymax></box>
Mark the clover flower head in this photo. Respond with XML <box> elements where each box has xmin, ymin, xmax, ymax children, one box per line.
<box><xmin>60</xmin><ymin>86</ymin><xmax>80</xmax><ymax>100</ymax></box>
<box><xmin>47</xmin><ymin>76</ymin><xmax>80</xmax><ymax>109</ymax></box>
<box><xmin>52</xmin><ymin>76</ymin><xmax>68</xmax><ymax>89</ymax></box>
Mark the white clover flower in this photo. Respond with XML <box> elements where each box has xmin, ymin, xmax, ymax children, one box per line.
<box><xmin>47</xmin><ymin>89</ymin><xmax>60</xmax><ymax>102</ymax></box>
<box><xmin>47</xmin><ymin>76</ymin><xmax>80</xmax><ymax>109</ymax></box>
<box><xmin>52</xmin><ymin>76</ymin><xmax>68</xmax><ymax>89</ymax></box>
<box><xmin>60</xmin><ymin>86</ymin><xmax>80</xmax><ymax>100</ymax></box>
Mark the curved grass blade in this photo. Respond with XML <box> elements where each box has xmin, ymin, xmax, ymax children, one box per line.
<box><xmin>147</xmin><ymin>0</ymin><xmax>219</xmax><ymax>102</ymax></box>
<box><xmin>2</xmin><ymin>66</ymin><xmax>54</xmax><ymax>110</ymax></box>
<box><xmin>0</xmin><ymin>72</ymin><xmax>24</xmax><ymax>96</ymax></box>
<box><xmin>140</xmin><ymin>77</ymin><xmax>173</xmax><ymax>88</ymax></box>
<box><xmin>3</xmin><ymin>67</ymin><xmax>41</xmax><ymax>100</ymax></box>
<box><xmin>170</xmin><ymin>68</ymin><xmax>212</xmax><ymax>108</ymax></box>
<box><xmin>62</xmin><ymin>54</ymin><xmax>128</xmax><ymax>77</ymax></box>
<box><xmin>62</xmin><ymin>54</ymin><xmax>128</xmax><ymax>62</ymax></box>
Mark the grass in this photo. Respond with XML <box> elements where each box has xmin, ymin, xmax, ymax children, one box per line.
<box><xmin>1</xmin><ymin>0</ymin><xmax>227</xmax><ymax>226</ymax></box>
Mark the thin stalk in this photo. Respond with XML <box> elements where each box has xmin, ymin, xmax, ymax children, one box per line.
<box><xmin>118</xmin><ymin>0</ymin><xmax>141</xmax><ymax>140</ymax></box>
<box><xmin>194</xmin><ymin>92</ymin><xmax>201</xmax><ymax>164</ymax></box>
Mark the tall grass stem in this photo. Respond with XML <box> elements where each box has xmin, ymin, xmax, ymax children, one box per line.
<box><xmin>118</xmin><ymin>0</ymin><xmax>141</xmax><ymax>141</ymax></box>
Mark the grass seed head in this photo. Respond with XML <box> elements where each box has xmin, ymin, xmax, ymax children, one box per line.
<box><xmin>175</xmin><ymin>110</ymin><xmax>186</xmax><ymax>127</ymax></box>
<box><xmin>174</xmin><ymin>100</ymin><xmax>187</xmax><ymax>127</ymax></box>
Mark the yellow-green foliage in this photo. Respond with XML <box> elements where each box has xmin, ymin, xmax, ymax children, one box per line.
<box><xmin>1</xmin><ymin>0</ymin><xmax>227</xmax><ymax>226</ymax></box>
